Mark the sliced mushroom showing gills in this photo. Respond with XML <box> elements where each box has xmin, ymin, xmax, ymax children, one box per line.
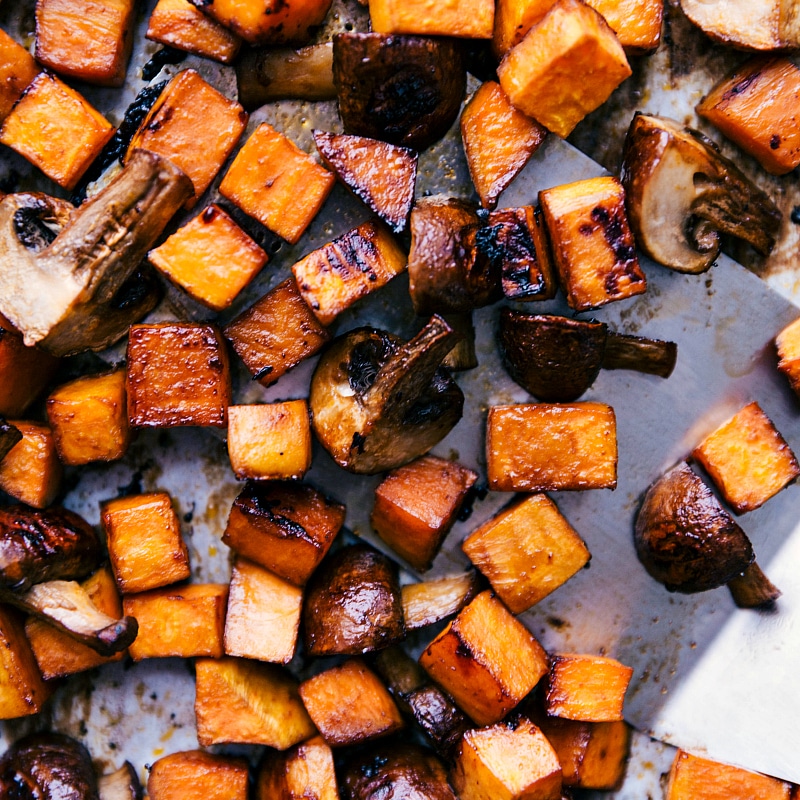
<box><xmin>0</xmin><ymin>148</ymin><xmax>193</xmax><ymax>356</ymax></box>
<box><xmin>499</xmin><ymin>310</ymin><xmax>677</xmax><ymax>402</ymax></box>
<box><xmin>620</xmin><ymin>114</ymin><xmax>782</xmax><ymax>273</ymax></box>
<box><xmin>310</xmin><ymin>315</ymin><xmax>464</xmax><ymax>474</ymax></box>
<box><xmin>634</xmin><ymin>462</ymin><xmax>780</xmax><ymax>608</ymax></box>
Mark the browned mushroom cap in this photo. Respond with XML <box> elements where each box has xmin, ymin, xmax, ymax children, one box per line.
<box><xmin>0</xmin><ymin>732</ymin><xmax>99</xmax><ymax>800</ymax></box>
<box><xmin>303</xmin><ymin>544</ymin><xmax>405</xmax><ymax>656</ymax></box>
<box><xmin>634</xmin><ymin>462</ymin><xmax>754</xmax><ymax>593</ymax></box>
<box><xmin>332</xmin><ymin>33</ymin><xmax>466</xmax><ymax>151</ymax></box>
<box><xmin>310</xmin><ymin>316</ymin><xmax>464</xmax><ymax>474</ymax></box>
<box><xmin>621</xmin><ymin>114</ymin><xmax>782</xmax><ymax>274</ymax></box>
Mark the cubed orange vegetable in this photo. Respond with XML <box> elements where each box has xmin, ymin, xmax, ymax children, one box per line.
<box><xmin>102</xmin><ymin>492</ymin><xmax>191</xmax><ymax>594</ymax></box>
<box><xmin>420</xmin><ymin>590</ymin><xmax>549</xmax><ymax>726</ymax></box>
<box><xmin>299</xmin><ymin>658</ymin><xmax>404</xmax><ymax>746</ymax></box>
<box><xmin>461</xmin><ymin>81</ymin><xmax>547</xmax><ymax>209</ymax></box>
<box><xmin>148</xmin><ymin>204</ymin><xmax>268</xmax><ymax>311</ymax></box>
<box><xmin>487</xmin><ymin>403</ymin><xmax>618</xmax><ymax>492</ymax></box>
<box><xmin>35</xmin><ymin>0</ymin><xmax>136</xmax><ymax>86</ymax></box>
<box><xmin>497</xmin><ymin>0</ymin><xmax>631</xmax><ymax>138</ymax></box>
<box><xmin>666</xmin><ymin>750</ymin><xmax>791</xmax><ymax>800</ymax></box>
<box><xmin>219</xmin><ymin>122</ymin><xmax>335</xmax><ymax>244</ymax></box>
<box><xmin>257</xmin><ymin>735</ymin><xmax>339</xmax><ymax>800</ymax></box>
<box><xmin>224</xmin><ymin>277</ymin><xmax>331</xmax><ymax>387</ymax></box>
<box><xmin>224</xmin><ymin>557</ymin><xmax>303</xmax><ymax>663</ymax></box>
<box><xmin>692</xmin><ymin>401</ymin><xmax>799</xmax><ymax>513</ymax></box>
<box><xmin>776</xmin><ymin>316</ymin><xmax>800</xmax><ymax>399</ymax></box>
<box><xmin>46</xmin><ymin>370</ymin><xmax>130</xmax><ymax>466</ymax></box>
<box><xmin>451</xmin><ymin>717</ymin><xmax>563</xmax><ymax>800</ymax></box>
<box><xmin>148</xmin><ymin>750</ymin><xmax>250</xmax><ymax>800</ymax></box>
<box><xmin>545</xmin><ymin>654</ymin><xmax>633</xmax><ymax>722</ymax></box>
<box><xmin>0</xmin><ymin>29</ymin><xmax>40</xmax><ymax>122</ymax></box>
<box><xmin>586</xmin><ymin>0</ymin><xmax>663</xmax><ymax>53</ymax></box>
<box><xmin>126</xmin><ymin>323</ymin><xmax>231</xmax><ymax>428</ymax></box>
<box><xmin>371</xmin><ymin>455</ymin><xmax>478</xmax><ymax>572</ymax></box>
<box><xmin>0</xmin><ymin>421</ymin><xmax>61</xmax><ymax>508</ymax></box>
<box><xmin>463</xmin><ymin>494</ymin><xmax>590</xmax><ymax>613</ymax></box>
<box><xmin>127</xmin><ymin>69</ymin><xmax>248</xmax><ymax>205</ymax></box>
<box><xmin>26</xmin><ymin>565</ymin><xmax>125</xmax><ymax>679</ymax></box>
<box><xmin>147</xmin><ymin>0</ymin><xmax>242</xmax><ymax>63</ymax></box>
<box><xmin>124</xmin><ymin>583</ymin><xmax>228</xmax><ymax>661</ymax></box>
<box><xmin>539</xmin><ymin>176</ymin><xmax>646</xmax><ymax>311</ymax></box>
<box><xmin>223</xmin><ymin>481</ymin><xmax>345</xmax><ymax>586</ymax></box>
<box><xmin>370</xmin><ymin>0</ymin><xmax>495</xmax><ymax>37</ymax></box>
<box><xmin>292</xmin><ymin>220</ymin><xmax>407</xmax><ymax>325</ymax></box>
<box><xmin>227</xmin><ymin>401</ymin><xmax>312</xmax><ymax>480</ymax></box>
<box><xmin>493</xmin><ymin>0</ymin><xmax>556</xmax><ymax>56</ymax></box>
<box><xmin>0</xmin><ymin>72</ymin><xmax>114</xmax><ymax>190</ymax></box>
<box><xmin>697</xmin><ymin>57</ymin><xmax>800</xmax><ymax>176</ymax></box>
<box><xmin>195</xmin><ymin>656</ymin><xmax>316</xmax><ymax>748</ymax></box>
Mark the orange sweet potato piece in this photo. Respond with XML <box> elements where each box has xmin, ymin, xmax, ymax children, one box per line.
<box><xmin>0</xmin><ymin>72</ymin><xmax>114</xmax><ymax>190</ymax></box>
<box><xmin>493</xmin><ymin>0</ymin><xmax>556</xmax><ymax>56</ymax></box>
<box><xmin>420</xmin><ymin>590</ymin><xmax>549</xmax><ymax>726</ymax></box>
<box><xmin>369</xmin><ymin>0</ymin><xmax>495</xmax><ymax>37</ymax></box>
<box><xmin>257</xmin><ymin>735</ymin><xmax>339</xmax><ymax>800</ymax></box>
<box><xmin>461</xmin><ymin>81</ymin><xmax>547</xmax><ymax>209</ymax></box>
<box><xmin>219</xmin><ymin>122</ymin><xmax>335</xmax><ymax>244</ymax></box>
<box><xmin>35</xmin><ymin>0</ymin><xmax>136</xmax><ymax>87</ymax></box>
<box><xmin>0</xmin><ymin>421</ymin><xmax>62</xmax><ymax>508</ymax></box>
<box><xmin>371</xmin><ymin>455</ymin><xmax>477</xmax><ymax>571</ymax></box>
<box><xmin>697</xmin><ymin>56</ymin><xmax>800</xmax><ymax>176</ymax></box>
<box><xmin>148</xmin><ymin>750</ymin><xmax>250</xmax><ymax>800</ymax></box>
<box><xmin>776</xmin><ymin>316</ymin><xmax>800</xmax><ymax>399</ymax></box>
<box><xmin>0</xmin><ymin>30</ymin><xmax>40</xmax><ymax>123</ymax></box>
<box><xmin>586</xmin><ymin>0</ymin><xmax>663</xmax><ymax>53</ymax></box>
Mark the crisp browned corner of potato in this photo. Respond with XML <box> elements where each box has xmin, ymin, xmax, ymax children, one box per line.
<box><xmin>147</xmin><ymin>750</ymin><xmax>249</xmax><ymax>800</ymax></box>
<box><xmin>0</xmin><ymin>421</ymin><xmax>61</xmax><ymax>508</ymax></box>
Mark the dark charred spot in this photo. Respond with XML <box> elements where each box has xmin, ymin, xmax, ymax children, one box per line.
<box><xmin>253</xmin><ymin>365</ymin><xmax>273</xmax><ymax>380</ymax></box>
<box><xmin>370</xmin><ymin>67</ymin><xmax>442</xmax><ymax>135</ymax></box>
<box><xmin>351</xmin><ymin>431</ymin><xmax>367</xmax><ymax>453</ymax></box>
<box><xmin>770</xmin><ymin>134</ymin><xmax>781</xmax><ymax>150</ymax></box>
<box><xmin>579</xmin><ymin>223</ymin><xmax>595</xmax><ymax>235</ymax></box>
<box><xmin>142</xmin><ymin>47</ymin><xmax>187</xmax><ymax>82</ymax></box>
<box><xmin>202</xmin><ymin>206</ymin><xmax>219</xmax><ymax>223</ymax></box>
<box><xmin>722</xmin><ymin>71</ymin><xmax>759</xmax><ymax>101</ymax></box>
<box><xmin>110</xmin><ymin>266</ymin><xmax>162</xmax><ymax>311</ymax></box>
<box><xmin>146</xmin><ymin>106</ymin><xmax>174</xmax><ymax>133</ymax></box>
<box><xmin>13</xmin><ymin>203</ymin><xmax>60</xmax><ymax>251</ymax></box>
<box><xmin>455</xmin><ymin>639</ymin><xmax>472</xmax><ymax>658</ymax></box>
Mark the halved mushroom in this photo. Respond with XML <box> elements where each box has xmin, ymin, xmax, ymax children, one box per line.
<box><xmin>98</xmin><ymin>762</ymin><xmax>142</xmax><ymax>800</ymax></box>
<box><xmin>635</xmin><ymin>462</ymin><xmax>778</xmax><ymax>607</ymax></box>
<box><xmin>499</xmin><ymin>310</ymin><xmax>677</xmax><ymax>402</ymax></box>
<box><xmin>0</xmin><ymin>148</ymin><xmax>193</xmax><ymax>356</ymax></box>
<box><xmin>310</xmin><ymin>316</ymin><xmax>464</xmax><ymax>474</ymax></box>
<box><xmin>620</xmin><ymin>114</ymin><xmax>782</xmax><ymax>273</ymax></box>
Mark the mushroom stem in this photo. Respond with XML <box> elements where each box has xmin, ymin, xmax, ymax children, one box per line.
<box><xmin>727</xmin><ymin>561</ymin><xmax>781</xmax><ymax>609</ymax></box>
<box><xmin>602</xmin><ymin>331</ymin><xmax>677</xmax><ymax>378</ymax></box>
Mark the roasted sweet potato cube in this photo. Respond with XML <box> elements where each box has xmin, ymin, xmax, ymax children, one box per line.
<box><xmin>102</xmin><ymin>493</ymin><xmax>191</xmax><ymax>594</ymax></box>
<box><xmin>227</xmin><ymin>401</ymin><xmax>312</xmax><ymax>481</ymax></box>
<box><xmin>371</xmin><ymin>455</ymin><xmax>478</xmax><ymax>571</ymax></box>
<box><xmin>0</xmin><ymin>605</ymin><xmax>52</xmax><ymax>720</ymax></box>
<box><xmin>369</xmin><ymin>0</ymin><xmax>495</xmax><ymax>37</ymax></box>
<box><xmin>692</xmin><ymin>401</ymin><xmax>800</xmax><ymax>513</ymax></box>
<box><xmin>539</xmin><ymin>176</ymin><xmax>645</xmax><ymax>311</ymax></box>
<box><xmin>533</xmin><ymin>714</ymin><xmax>630</xmax><ymax>790</ymax></box>
<box><xmin>224</xmin><ymin>557</ymin><xmax>303</xmax><ymax>663</ymax></box>
<box><xmin>299</xmin><ymin>658</ymin><xmax>404</xmax><ymax>746</ymax></box>
<box><xmin>493</xmin><ymin>0</ymin><xmax>556</xmax><ymax>56</ymax></box>
<box><xmin>313</xmin><ymin>130</ymin><xmax>418</xmax><ymax>233</ymax></box>
<box><xmin>219</xmin><ymin>122</ymin><xmax>335</xmax><ymax>244</ymax></box>
<box><xmin>545</xmin><ymin>654</ymin><xmax>633</xmax><ymax>722</ymax></box>
<box><xmin>223</xmin><ymin>481</ymin><xmax>345</xmax><ymax>586</ymax></box>
<box><xmin>224</xmin><ymin>277</ymin><xmax>330</xmax><ymax>387</ymax></box>
<box><xmin>451</xmin><ymin>718</ymin><xmax>563</xmax><ymax>800</ymax></box>
<box><xmin>0</xmin><ymin>72</ymin><xmax>114</xmax><ymax>190</ymax></box>
<box><xmin>26</xmin><ymin>565</ymin><xmax>125</xmax><ymax>679</ymax></box>
<box><xmin>697</xmin><ymin>57</ymin><xmax>800</xmax><ymax>176</ymax></box>
<box><xmin>463</xmin><ymin>494</ymin><xmax>590</xmax><ymax>613</ymax></box>
<box><xmin>0</xmin><ymin>316</ymin><xmax>61</xmax><ymax>418</ymax></box>
<box><xmin>127</xmin><ymin>69</ymin><xmax>248</xmax><ymax>205</ymax></box>
<box><xmin>147</xmin><ymin>0</ymin><xmax>242</xmax><ymax>63</ymax></box>
<box><xmin>586</xmin><ymin>0</ymin><xmax>663</xmax><ymax>53</ymax></box>
<box><xmin>192</xmin><ymin>0</ymin><xmax>334</xmax><ymax>45</ymax></box>
<box><xmin>461</xmin><ymin>81</ymin><xmax>547</xmax><ymax>209</ymax></box>
<box><xmin>257</xmin><ymin>735</ymin><xmax>339</xmax><ymax>800</ymax></box>
<box><xmin>497</xmin><ymin>0</ymin><xmax>631</xmax><ymax>138</ymax></box>
<box><xmin>148</xmin><ymin>204</ymin><xmax>268</xmax><ymax>311</ymax></box>
<box><xmin>195</xmin><ymin>656</ymin><xmax>316</xmax><ymax>748</ymax></box>
<box><xmin>487</xmin><ymin>403</ymin><xmax>618</xmax><ymax>492</ymax></box>
<box><xmin>0</xmin><ymin>421</ymin><xmax>61</xmax><ymax>508</ymax></box>
<box><xmin>666</xmin><ymin>750</ymin><xmax>792</xmax><ymax>800</ymax></box>
<box><xmin>402</xmin><ymin>571</ymin><xmax>482</xmax><ymax>630</ymax></box>
<box><xmin>123</xmin><ymin>583</ymin><xmax>228</xmax><ymax>661</ymax></box>
<box><xmin>148</xmin><ymin>750</ymin><xmax>250</xmax><ymax>800</ymax></box>
<box><xmin>302</xmin><ymin>544</ymin><xmax>405</xmax><ymax>656</ymax></box>
<box><xmin>46</xmin><ymin>370</ymin><xmax>130</xmax><ymax>466</ymax></box>
<box><xmin>126</xmin><ymin>323</ymin><xmax>231</xmax><ymax>428</ymax></box>
<box><xmin>292</xmin><ymin>220</ymin><xmax>407</xmax><ymax>326</ymax></box>
<box><xmin>35</xmin><ymin>0</ymin><xmax>136</xmax><ymax>87</ymax></box>
<box><xmin>0</xmin><ymin>29</ymin><xmax>40</xmax><ymax>122</ymax></box>
<box><xmin>776</xmin><ymin>316</ymin><xmax>800</xmax><ymax>399</ymax></box>
<box><xmin>420</xmin><ymin>590</ymin><xmax>549</xmax><ymax>726</ymax></box>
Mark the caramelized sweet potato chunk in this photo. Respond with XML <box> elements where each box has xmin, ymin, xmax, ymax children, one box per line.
<box><xmin>493</xmin><ymin>0</ymin><xmax>556</xmax><ymax>56</ymax></box>
<box><xmin>0</xmin><ymin>30</ymin><xmax>40</xmax><ymax>123</ymax></box>
<box><xmin>776</xmin><ymin>316</ymin><xmax>800</xmax><ymax>399</ymax></box>
<box><xmin>148</xmin><ymin>750</ymin><xmax>249</xmax><ymax>800</ymax></box>
<box><xmin>587</xmin><ymin>0</ymin><xmax>663</xmax><ymax>53</ymax></box>
<box><xmin>369</xmin><ymin>0</ymin><xmax>494</xmax><ymax>37</ymax></box>
<box><xmin>0</xmin><ymin>421</ymin><xmax>61</xmax><ymax>508</ymax></box>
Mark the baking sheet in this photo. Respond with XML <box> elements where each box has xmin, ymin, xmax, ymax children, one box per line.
<box><xmin>2</xmin><ymin>0</ymin><xmax>800</xmax><ymax>793</ymax></box>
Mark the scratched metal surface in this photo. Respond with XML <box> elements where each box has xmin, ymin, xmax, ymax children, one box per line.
<box><xmin>1</xmin><ymin>0</ymin><xmax>800</xmax><ymax>795</ymax></box>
